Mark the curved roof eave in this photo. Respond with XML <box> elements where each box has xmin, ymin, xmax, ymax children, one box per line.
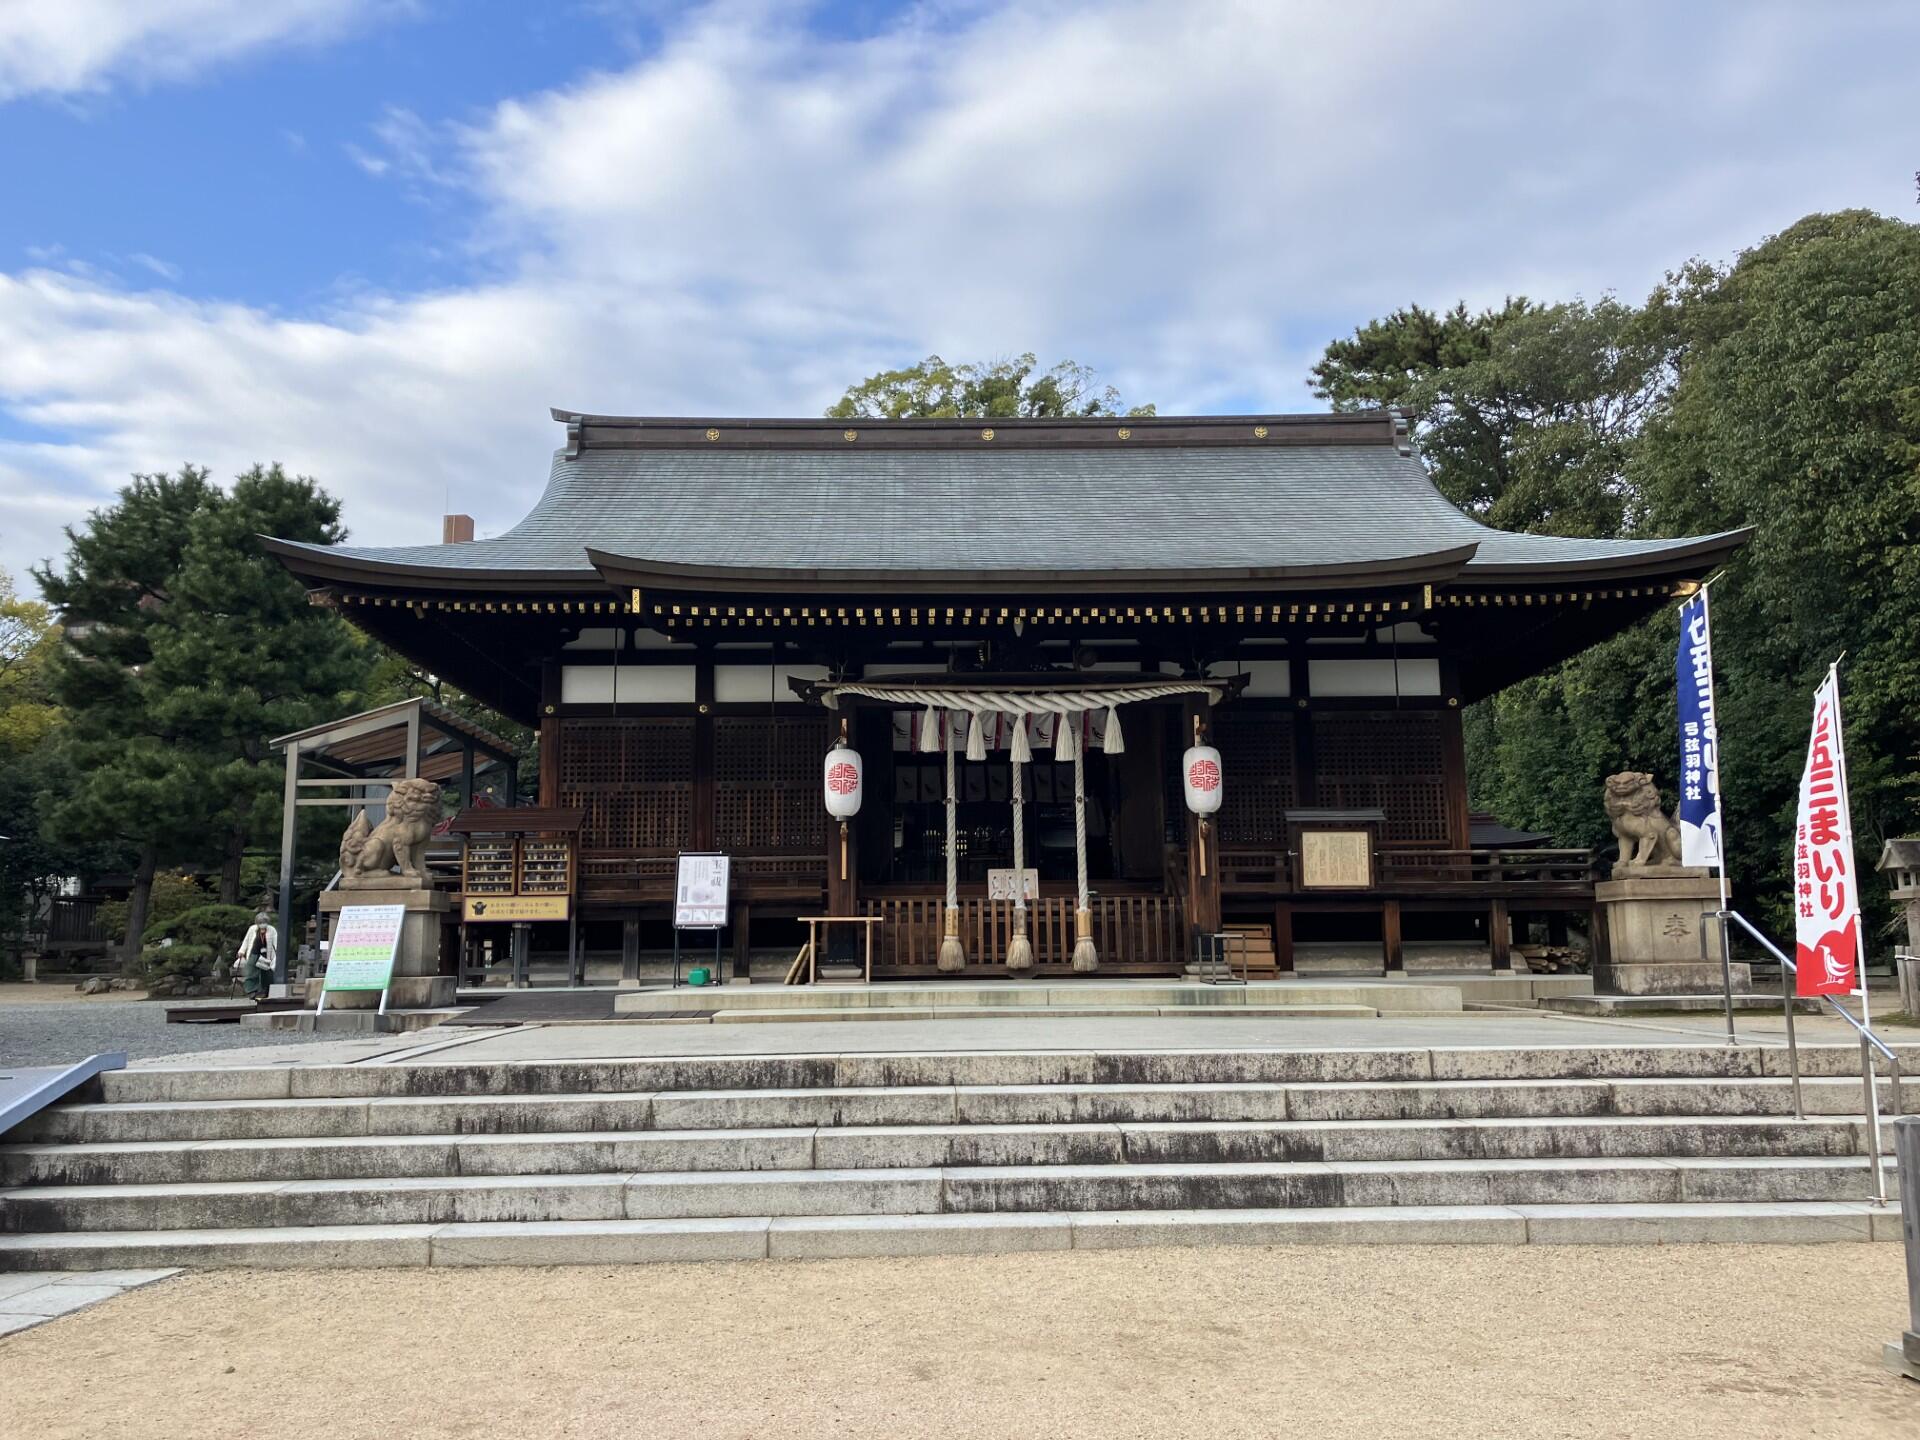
<box><xmin>259</xmin><ymin>536</ymin><xmax>599</xmax><ymax>593</ymax></box>
<box><xmin>582</xmin><ymin>543</ymin><xmax>1484</xmax><ymax>596</ymax></box>
<box><xmin>1457</xmin><ymin>527</ymin><xmax>1755</xmax><ymax>581</ymax></box>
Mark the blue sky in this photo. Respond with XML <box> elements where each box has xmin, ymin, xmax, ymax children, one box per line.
<box><xmin>1</xmin><ymin>0</ymin><xmax>1916</xmax><ymax>585</ymax></box>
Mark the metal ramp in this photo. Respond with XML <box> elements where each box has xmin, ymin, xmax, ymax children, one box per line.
<box><xmin>0</xmin><ymin>1052</ymin><xmax>126</xmax><ymax>1136</ymax></box>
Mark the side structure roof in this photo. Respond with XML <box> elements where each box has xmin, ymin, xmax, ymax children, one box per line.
<box><xmin>263</xmin><ymin>411</ymin><xmax>1748</xmax><ymax>593</ymax></box>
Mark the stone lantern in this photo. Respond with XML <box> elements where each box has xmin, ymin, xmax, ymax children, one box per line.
<box><xmin>1876</xmin><ymin>838</ymin><xmax>1920</xmax><ymax>1015</ymax></box>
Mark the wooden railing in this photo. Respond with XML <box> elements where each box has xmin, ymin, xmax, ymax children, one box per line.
<box><xmin>1218</xmin><ymin>848</ymin><xmax>1291</xmax><ymax>893</ymax></box>
<box><xmin>865</xmin><ymin>894</ymin><xmax>1187</xmax><ymax>976</ymax></box>
<box><xmin>576</xmin><ymin>851</ymin><xmax>827</xmax><ymax>902</ymax></box>
<box><xmin>1215</xmin><ymin>846</ymin><xmax>1602</xmax><ymax>895</ymax></box>
<box><xmin>1376</xmin><ymin>848</ymin><xmax>1603</xmax><ymax>889</ymax></box>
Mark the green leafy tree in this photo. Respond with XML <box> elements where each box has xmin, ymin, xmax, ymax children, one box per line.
<box><xmin>828</xmin><ymin>354</ymin><xmax>1155</xmax><ymax>421</ymax></box>
<box><xmin>34</xmin><ymin>466</ymin><xmax>375</xmax><ymax>961</ymax></box>
<box><xmin>1322</xmin><ymin>212</ymin><xmax>1920</xmax><ymax>942</ymax></box>
<box><xmin>0</xmin><ymin>569</ymin><xmax>113</xmax><ymax>964</ymax></box>
<box><xmin>33</xmin><ymin>472</ymin><xmax>216</xmax><ymax>961</ymax></box>
<box><xmin>146</xmin><ymin>465</ymin><xmax>372</xmax><ymax>900</ymax></box>
<box><xmin>1311</xmin><ymin>297</ymin><xmax>1675</xmax><ymax>537</ymax></box>
<box><xmin>1630</xmin><ymin>211</ymin><xmax>1920</xmax><ymax>934</ymax></box>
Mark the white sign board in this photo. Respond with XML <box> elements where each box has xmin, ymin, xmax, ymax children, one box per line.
<box><xmin>319</xmin><ymin>905</ymin><xmax>404</xmax><ymax>1014</ymax></box>
<box><xmin>674</xmin><ymin>853</ymin><xmax>731</xmax><ymax>929</ymax></box>
<box><xmin>987</xmin><ymin>868</ymin><xmax>1039</xmax><ymax>902</ymax></box>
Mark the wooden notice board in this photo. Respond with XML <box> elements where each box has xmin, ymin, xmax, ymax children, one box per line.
<box><xmin>461</xmin><ymin>834</ymin><xmax>576</xmax><ymax>922</ymax></box>
<box><xmin>1287</xmin><ymin>808</ymin><xmax>1384</xmax><ymax>891</ymax></box>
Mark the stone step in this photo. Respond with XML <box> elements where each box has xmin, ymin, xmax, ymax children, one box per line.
<box><xmin>20</xmin><ymin>1075</ymin><xmax>1915</xmax><ymax>1145</ymax></box>
<box><xmin>708</xmin><ymin>1004</ymin><xmax>1380</xmax><ymax>1024</ymax></box>
<box><xmin>0</xmin><ymin>1199</ymin><xmax>1900</xmax><ymax>1270</ymax></box>
<box><xmin>1</xmin><ymin>1156</ymin><xmax>1896</xmax><ymax>1234</ymax></box>
<box><xmin>89</xmin><ymin>1043</ymin><xmax>1920</xmax><ymax>1105</ymax></box>
<box><xmin>0</xmin><ymin>1112</ymin><xmax>1877</xmax><ymax>1187</ymax></box>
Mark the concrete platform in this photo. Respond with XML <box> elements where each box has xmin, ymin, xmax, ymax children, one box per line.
<box><xmin>241</xmin><ymin>1008</ymin><xmax>467</xmax><ymax>1034</ymax></box>
<box><xmin>0</xmin><ymin>1201</ymin><xmax>1899</xmax><ymax>1271</ymax></box>
<box><xmin>611</xmin><ymin>975</ymin><xmax>1594</xmax><ymax>1021</ymax></box>
<box><xmin>1541</xmin><ymin>994</ymin><xmax>1822</xmax><ymax>1017</ymax></box>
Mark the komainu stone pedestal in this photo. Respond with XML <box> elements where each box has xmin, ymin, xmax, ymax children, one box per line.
<box><xmin>1594</xmin><ymin>866</ymin><xmax>1749</xmax><ymax>996</ymax></box>
<box><xmin>317</xmin><ymin>886</ymin><xmax>455</xmax><ymax>1010</ymax></box>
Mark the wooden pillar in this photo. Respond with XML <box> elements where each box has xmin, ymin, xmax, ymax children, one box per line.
<box><xmin>538</xmin><ymin>661</ymin><xmax>560</xmax><ymax>808</ymax></box>
<box><xmin>621</xmin><ymin>916</ymin><xmax>641</xmax><ymax>986</ymax></box>
<box><xmin>1183</xmin><ymin>696</ymin><xmax>1222</xmax><ymax>940</ymax></box>
<box><xmin>731</xmin><ymin>901</ymin><xmax>751</xmax><ymax>980</ymax></box>
<box><xmin>1272</xmin><ymin>900</ymin><xmax>1295</xmax><ymax>974</ymax></box>
<box><xmin>1291</xmin><ymin>652</ymin><xmax>1315</xmax><ymax>807</ymax></box>
<box><xmin>1443</xmin><ymin>672</ymin><xmax>1466</xmax><ymax>852</ymax></box>
<box><xmin>1382</xmin><ymin>898</ymin><xmax>1404</xmax><ymax>974</ymax></box>
<box><xmin>1489</xmin><ymin>896</ymin><xmax>1513</xmax><ymax>971</ymax></box>
<box><xmin>691</xmin><ymin>656</ymin><xmax>715</xmax><ymax>850</ymax></box>
<box><xmin>827</xmin><ymin>712</ymin><xmax>860</xmax><ymax>919</ymax></box>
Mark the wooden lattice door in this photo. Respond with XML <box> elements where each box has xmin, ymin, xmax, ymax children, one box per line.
<box><xmin>1211</xmin><ymin>711</ymin><xmax>1297</xmax><ymax>846</ymax></box>
<box><xmin>1310</xmin><ymin>711</ymin><xmax>1450</xmax><ymax>844</ymax></box>
<box><xmin>714</xmin><ymin>715</ymin><xmax>829</xmax><ymax>853</ymax></box>
<box><xmin>557</xmin><ymin>717</ymin><xmax>695</xmax><ymax>853</ymax></box>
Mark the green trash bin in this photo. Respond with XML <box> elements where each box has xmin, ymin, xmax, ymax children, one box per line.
<box><xmin>688</xmin><ymin>967</ymin><xmax>711</xmax><ymax>987</ymax></box>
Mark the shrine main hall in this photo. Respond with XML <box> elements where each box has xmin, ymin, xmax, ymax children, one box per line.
<box><xmin>266</xmin><ymin>408</ymin><xmax>1745</xmax><ymax>980</ymax></box>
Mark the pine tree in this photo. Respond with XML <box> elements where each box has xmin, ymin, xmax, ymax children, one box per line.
<box><xmin>33</xmin><ymin>466</ymin><xmax>376</xmax><ymax>960</ymax></box>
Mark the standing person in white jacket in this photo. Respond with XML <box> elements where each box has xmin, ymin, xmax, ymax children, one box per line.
<box><xmin>232</xmin><ymin>914</ymin><xmax>277</xmax><ymax>1002</ymax></box>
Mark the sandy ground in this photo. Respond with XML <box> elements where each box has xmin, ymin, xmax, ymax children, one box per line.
<box><xmin>0</xmin><ymin>1245</ymin><xmax>1912</xmax><ymax>1439</ymax></box>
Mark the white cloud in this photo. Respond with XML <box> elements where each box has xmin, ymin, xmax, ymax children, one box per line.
<box><xmin>126</xmin><ymin>253</ymin><xmax>182</xmax><ymax>281</ymax></box>
<box><xmin>0</xmin><ymin>0</ymin><xmax>396</xmax><ymax>101</ymax></box>
<box><xmin>2</xmin><ymin>0</ymin><xmax>1916</xmax><ymax>585</ymax></box>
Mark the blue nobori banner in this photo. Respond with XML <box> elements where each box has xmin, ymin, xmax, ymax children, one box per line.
<box><xmin>1676</xmin><ymin>591</ymin><xmax>1724</xmax><ymax>868</ymax></box>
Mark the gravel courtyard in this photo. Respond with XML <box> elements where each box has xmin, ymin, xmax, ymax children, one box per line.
<box><xmin>0</xmin><ymin>1244</ymin><xmax>1911</xmax><ymax>1439</ymax></box>
<box><xmin>0</xmin><ymin>987</ymin><xmax>336</xmax><ymax>1067</ymax></box>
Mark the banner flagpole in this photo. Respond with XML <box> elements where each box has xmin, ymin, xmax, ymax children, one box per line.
<box><xmin>1700</xmin><ymin>582</ymin><xmax>1732</xmax><ymax>923</ymax></box>
<box><xmin>1677</xmin><ymin>579</ymin><xmax>1733</xmax><ymax>1038</ymax></box>
<box><xmin>1820</xmin><ymin>657</ymin><xmax>1886</xmax><ymax>1193</ymax></box>
<box><xmin>1826</xmin><ymin>659</ymin><xmax>1870</xmax><ymax>1026</ymax></box>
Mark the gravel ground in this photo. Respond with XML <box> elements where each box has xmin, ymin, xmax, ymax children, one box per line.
<box><xmin>0</xmin><ymin>992</ymin><xmax>338</xmax><ymax>1067</ymax></box>
<box><xmin>0</xmin><ymin>1245</ymin><xmax>1911</xmax><ymax>1439</ymax></box>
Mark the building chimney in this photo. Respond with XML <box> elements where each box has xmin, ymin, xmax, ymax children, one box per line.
<box><xmin>442</xmin><ymin>514</ymin><xmax>475</xmax><ymax>544</ymax></box>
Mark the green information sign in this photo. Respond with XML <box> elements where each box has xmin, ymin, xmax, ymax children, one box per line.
<box><xmin>318</xmin><ymin>904</ymin><xmax>405</xmax><ymax>1013</ymax></box>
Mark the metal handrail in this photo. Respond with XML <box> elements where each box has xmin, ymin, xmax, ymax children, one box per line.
<box><xmin>1709</xmin><ymin>907</ymin><xmax>1903</xmax><ymax>1206</ymax></box>
<box><xmin>1716</xmin><ymin>909</ymin><xmax>1900</xmax><ymax>1062</ymax></box>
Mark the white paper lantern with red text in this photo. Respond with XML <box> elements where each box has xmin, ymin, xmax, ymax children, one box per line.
<box><xmin>824</xmin><ymin>745</ymin><xmax>864</xmax><ymax>819</ymax></box>
<box><xmin>1182</xmin><ymin>744</ymin><xmax>1223</xmax><ymax>816</ymax></box>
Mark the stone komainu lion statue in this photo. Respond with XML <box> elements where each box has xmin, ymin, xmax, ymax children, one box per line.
<box><xmin>1603</xmin><ymin>771</ymin><xmax>1684</xmax><ymax>868</ymax></box>
<box><xmin>338</xmin><ymin>778</ymin><xmax>441</xmax><ymax>883</ymax></box>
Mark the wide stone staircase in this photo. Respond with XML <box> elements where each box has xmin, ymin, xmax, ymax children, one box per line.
<box><xmin>0</xmin><ymin>1043</ymin><xmax>1911</xmax><ymax>1269</ymax></box>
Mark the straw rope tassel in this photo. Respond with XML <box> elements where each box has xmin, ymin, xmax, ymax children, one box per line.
<box><xmin>1070</xmin><ymin>734</ymin><xmax>1099</xmax><ymax>972</ymax></box>
<box><xmin>937</xmin><ymin>719</ymin><xmax>966</xmax><ymax>972</ymax></box>
<box><xmin>1005</xmin><ymin>715</ymin><xmax>1034</xmax><ymax>973</ymax></box>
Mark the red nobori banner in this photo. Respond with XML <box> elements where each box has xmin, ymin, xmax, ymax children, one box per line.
<box><xmin>1792</xmin><ymin>670</ymin><xmax>1860</xmax><ymax>997</ymax></box>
